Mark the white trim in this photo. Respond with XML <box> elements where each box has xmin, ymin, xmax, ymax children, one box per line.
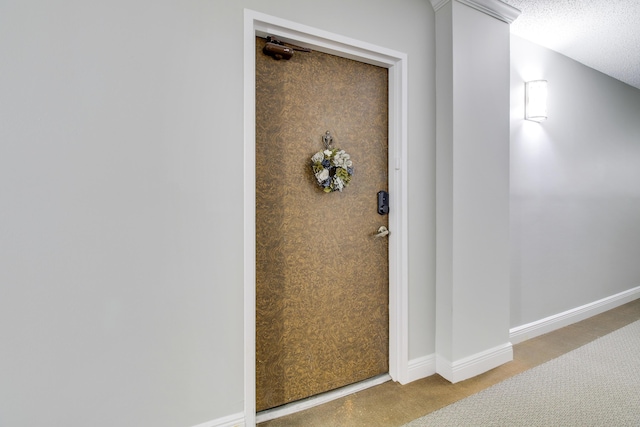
<box><xmin>191</xmin><ymin>412</ymin><xmax>244</xmax><ymax>427</ymax></box>
<box><xmin>243</xmin><ymin>9</ymin><xmax>409</xmax><ymax>427</ymax></box>
<box><xmin>436</xmin><ymin>342</ymin><xmax>513</xmax><ymax>384</ymax></box>
<box><xmin>243</xmin><ymin>10</ymin><xmax>258</xmax><ymax>427</ymax></box>
<box><xmin>429</xmin><ymin>0</ymin><xmax>449</xmax><ymax>11</ymax></box>
<box><xmin>406</xmin><ymin>354</ymin><xmax>436</xmax><ymax>383</ymax></box>
<box><xmin>430</xmin><ymin>0</ymin><xmax>521</xmax><ymax>24</ymax></box>
<box><xmin>510</xmin><ymin>286</ymin><xmax>640</xmax><ymax>345</ymax></box>
<box><xmin>255</xmin><ymin>374</ymin><xmax>390</xmax><ymax>424</ymax></box>
<box><xmin>388</xmin><ymin>32</ymin><xmax>410</xmax><ymax>387</ymax></box>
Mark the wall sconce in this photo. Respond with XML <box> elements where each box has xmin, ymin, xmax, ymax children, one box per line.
<box><xmin>525</xmin><ymin>80</ymin><xmax>548</xmax><ymax>122</ymax></box>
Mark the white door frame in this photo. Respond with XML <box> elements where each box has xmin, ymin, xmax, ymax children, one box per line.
<box><xmin>243</xmin><ymin>9</ymin><xmax>408</xmax><ymax>426</ymax></box>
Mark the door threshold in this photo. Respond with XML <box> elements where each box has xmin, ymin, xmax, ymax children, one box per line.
<box><xmin>255</xmin><ymin>374</ymin><xmax>392</xmax><ymax>424</ymax></box>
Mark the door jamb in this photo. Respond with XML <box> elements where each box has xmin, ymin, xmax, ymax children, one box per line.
<box><xmin>243</xmin><ymin>9</ymin><xmax>408</xmax><ymax>426</ymax></box>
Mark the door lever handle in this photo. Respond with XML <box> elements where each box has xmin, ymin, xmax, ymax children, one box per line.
<box><xmin>374</xmin><ymin>226</ymin><xmax>389</xmax><ymax>238</ymax></box>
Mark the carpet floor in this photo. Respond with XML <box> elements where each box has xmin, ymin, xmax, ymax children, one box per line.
<box><xmin>403</xmin><ymin>320</ymin><xmax>640</xmax><ymax>426</ymax></box>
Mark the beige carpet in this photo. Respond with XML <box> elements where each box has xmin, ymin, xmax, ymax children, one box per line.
<box><xmin>403</xmin><ymin>320</ymin><xmax>640</xmax><ymax>426</ymax></box>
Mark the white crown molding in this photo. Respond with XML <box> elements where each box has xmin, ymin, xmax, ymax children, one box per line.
<box><xmin>430</xmin><ymin>0</ymin><xmax>521</xmax><ymax>24</ymax></box>
<box><xmin>429</xmin><ymin>0</ymin><xmax>449</xmax><ymax>11</ymax></box>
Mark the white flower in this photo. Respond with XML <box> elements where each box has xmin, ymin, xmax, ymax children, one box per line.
<box><xmin>311</xmin><ymin>151</ymin><xmax>324</xmax><ymax>163</ymax></box>
<box><xmin>324</xmin><ymin>149</ymin><xmax>332</xmax><ymax>157</ymax></box>
<box><xmin>315</xmin><ymin>168</ymin><xmax>329</xmax><ymax>182</ymax></box>
<box><xmin>333</xmin><ymin>176</ymin><xmax>344</xmax><ymax>191</ymax></box>
<box><xmin>332</xmin><ymin>150</ymin><xmax>351</xmax><ymax>168</ymax></box>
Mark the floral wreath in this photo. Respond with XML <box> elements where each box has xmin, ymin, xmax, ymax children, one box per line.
<box><xmin>311</xmin><ymin>132</ymin><xmax>353</xmax><ymax>193</ymax></box>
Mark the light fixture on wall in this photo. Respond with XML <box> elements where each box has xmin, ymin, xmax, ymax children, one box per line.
<box><xmin>525</xmin><ymin>80</ymin><xmax>548</xmax><ymax>122</ymax></box>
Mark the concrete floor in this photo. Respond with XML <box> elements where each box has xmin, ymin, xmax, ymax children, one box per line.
<box><xmin>259</xmin><ymin>298</ymin><xmax>640</xmax><ymax>427</ymax></box>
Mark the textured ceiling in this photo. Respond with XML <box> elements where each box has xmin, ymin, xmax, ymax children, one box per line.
<box><xmin>502</xmin><ymin>0</ymin><xmax>640</xmax><ymax>90</ymax></box>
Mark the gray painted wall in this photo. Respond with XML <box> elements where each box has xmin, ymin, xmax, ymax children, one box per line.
<box><xmin>510</xmin><ymin>36</ymin><xmax>640</xmax><ymax>327</ymax></box>
<box><xmin>0</xmin><ymin>1</ymin><xmax>435</xmax><ymax>426</ymax></box>
<box><xmin>6</xmin><ymin>2</ymin><xmax>637</xmax><ymax>425</ymax></box>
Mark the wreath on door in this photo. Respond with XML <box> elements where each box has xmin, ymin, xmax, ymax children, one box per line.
<box><xmin>311</xmin><ymin>132</ymin><xmax>354</xmax><ymax>193</ymax></box>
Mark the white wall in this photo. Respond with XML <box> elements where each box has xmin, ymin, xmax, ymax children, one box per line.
<box><xmin>434</xmin><ymin>0</ymin><xmax>512</xmax><ymax>379</ymax></box>
<box><xmin>0</xmin><ymin>1</ymin><xmax>436</xmax><ymax>426</ymax></box>
<box><xmin>510</xmin><ymin>36</ymin><xmax>640</xmax><ymax>328</ymax></box>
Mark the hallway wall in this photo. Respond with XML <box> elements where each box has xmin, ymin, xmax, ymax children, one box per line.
<box><xmin>0</xmin><ymin>1</ymin><xmax>435</xmax><ymax>426</ymax></box>
<box><xmin>510</xmin><ymin>36</ymin><xmax>640</xmax><ymax>328</ymax></box>
<box><xmin>10</xmin><ymin>3</ymin><xmax>640</xmax><ymax>425</ymax></box>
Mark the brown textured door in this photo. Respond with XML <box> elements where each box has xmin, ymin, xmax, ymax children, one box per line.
<box><xmin>255</xmin><ymin>37</ymin><xmax>389</xmax><ymax>412</ymax></box>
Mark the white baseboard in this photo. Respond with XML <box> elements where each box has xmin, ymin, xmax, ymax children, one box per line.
<box><xmin>509</xmin><ymin>285</ymin><xmax>640</xmax><ymax>345</ymax></box>
<box><xmin>191</xmin><ymin>412</ymin><xmax>244</xmax><ymax>427</ymax></box>
<box><xmin>436</xmin><ymin>342</ymin><xmax>513</xmax><ymax>384</ymax></box>
<box><xmin>406</xmin><ymin>354</ymin><xmax>436</xmax><ymax>383</ymax></box>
